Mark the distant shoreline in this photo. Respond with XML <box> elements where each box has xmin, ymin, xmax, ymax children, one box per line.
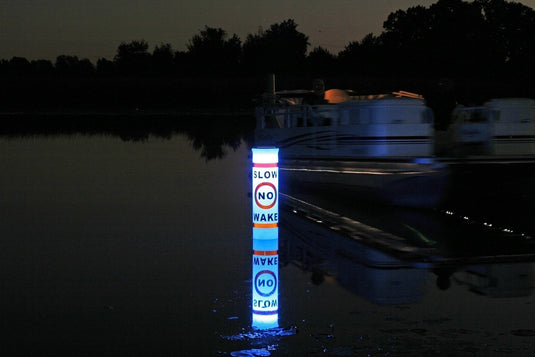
<box><xmin>0</xmin><ymin>109</ymin><xmax>254</xmax><ymax>117</ymax></box>
<box><xmin>0</xmin><ymin>109</ymin><xmax>257</xmax><ymax>141</ymax></box>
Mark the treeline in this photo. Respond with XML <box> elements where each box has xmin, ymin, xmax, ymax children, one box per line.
<box><xmin>2</xmin><ymin>0</ymin><xmax>535</xmax><ymax>79</ymax></box>
<box><xmin>1</xmin><ymin>0</ymin><xmax>535</xmax><ymax>120</ymax></box>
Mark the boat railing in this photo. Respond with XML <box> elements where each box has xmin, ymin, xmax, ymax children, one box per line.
<box><xmin>258</xmin><ymin>94</ymin><xmax>433</xmax><ymax>129</ymax></box>
<box><xmin>258</xmin><ymin>104</ymin><xmax>334</xmax><ymax>129</ymax></box>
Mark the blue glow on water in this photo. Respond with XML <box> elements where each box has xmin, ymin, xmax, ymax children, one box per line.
<box><xmin>221</xmin><ymin>326</ymin><xmax>297</xmax><ymax>341</ymax></box>
<box><xmin>221</xmin><ymin>326</ymin><xmax>297</xmax><ymax>356</ymax></box>
<box><xmin>230</xmin><ymin>348</ymin><xmax>272</xmax><ymax>356</ymax></box>
<box><xmin>251</xmin><ymin>313</ymin><xmax>279</xmax><ymax>330</ymax></box>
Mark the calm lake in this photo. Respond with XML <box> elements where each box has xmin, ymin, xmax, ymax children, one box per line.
<box><xmin>2</xmin><ymin>115</ymin><xmax>535</xmax><ymax>356</ymax></box>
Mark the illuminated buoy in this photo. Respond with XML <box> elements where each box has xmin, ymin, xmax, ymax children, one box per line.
<box><xmin>251</xmin><ymin>148</ymin><xmax>279</xmax><ymax>329</ymax></box>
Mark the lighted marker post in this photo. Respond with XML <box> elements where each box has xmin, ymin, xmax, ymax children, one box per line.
<box><xmin>251</xmin><ymin>147</ymin><xmax>279</xmax><ymax>329</ymax></box>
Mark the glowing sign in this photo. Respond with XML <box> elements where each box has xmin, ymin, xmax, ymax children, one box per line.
<box><xmin>251</xmin><ymin>147</ymin><xmax>279</xmax><ymax>330</ymax></box>
<box><xmin>252</xmin><ymin>148</ymin><xmax>279</xmax><ymax>229</ymax></box>
<box><xmin>254</xmin><ymin>182</ymin><xmax>277</xmax><ymax>209</ymax></box>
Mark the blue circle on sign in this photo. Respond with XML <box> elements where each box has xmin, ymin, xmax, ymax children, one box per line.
<box><xmin>254</xmin><ymin>270</ymin><xmax>277</xmax><ymax>297</ymax></box>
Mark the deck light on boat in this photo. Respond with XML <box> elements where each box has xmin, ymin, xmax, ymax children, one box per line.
<box><xmin>251</xmin><ymin>147</ymin><xmax>279</xmax><ymax>329</ymax></box>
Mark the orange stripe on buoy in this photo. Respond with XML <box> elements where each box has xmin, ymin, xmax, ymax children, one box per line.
<box><xmin>254</xmin><ymin>163</ymin><xmax>278</xmax><ymax>168</ymax></box>
<box><xmin>253</xmin><ymin>223</ymin><xmax>278</xmax><ymax>228</ymax></box>
<box><xmin>253</xmin><ymin>250</ymin><xmax>278</xmax><ymax>256</ymax></box>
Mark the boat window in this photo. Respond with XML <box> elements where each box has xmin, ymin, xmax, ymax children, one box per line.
<box><xmin>523</xmin><ymin>109</ymin><xmax>535</xmax><ymax>122</ymax></box>
<box><xmin>453</xmin><ymin>110</ymin><xmax>466</xmax><ymax>124</ymax></box>
<box><xmin>339</xmin><ymin>108</ymin><xmax>369</xmax><ymax>125</ymax></box>
<box><xmin>490</xmin><ymin>107</ymin><xmax>535</xmax><ymax>123</ymax></box>
<box><xmin>349</xmin><ymin>109</ymin><xmax>360</xmax><ymax>124</ymax></box>
<box><xmin>258</xmin><ymin>116</ymin><xmax>266</xmax><ymax>129</ymax></box>
<box><xmin>284</xmin><ymin>114</ymin><xmax>291</xmax><ymax>128</ymax></box>
<box><xmin>320</xmin><ymin>117</ymin><xmax>332</xmax><ymax>126</ymax></box>
<box><xmin>513</xmin><ymin>108</ymin><xmax>535</xmax><ymax>123</ymax></box>
<box><xmin>360</xmin><ymin>109</ymin><xmax>370</xmax><ymax>124</ymax></box>
<box><xmin>264</xmin><ymin>115</ymin><xmax>283</xmax><ymax>128</ymax></box>
<box><xmin>339</xmin><ymin>111</ymin><xmax>350</xmax><ymax>125</ymax></box>
<box><xmin>489</xmin><ymin>110</ymin><xmax>500</xmax><ymax>122</ymax></box>
<box><xmin>468</xmin><ymin>110</ymin><xmax>487</xmax><ymax>123</ymax></box>
<box><xmin>455</xmin><ymin>109</ymin><xmax>487</xmax><ymax>124</ymax></box>
<box><xmin>374</xmin><ymin>107</ymin><xmax>407</xmax><ymax>124</ymax></box>
<box><xmin>501</xmin><ymin>108</ymin><xmax>522</xmax><ymax>122</ymax></box>
<box><xmin>287</xmin><ymin>111</ymin><xmax>305</xmax><ymax>127</ymax></box>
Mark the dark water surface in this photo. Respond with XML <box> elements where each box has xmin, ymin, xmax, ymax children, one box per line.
<box><xmin>2</xmin><ymin>131</ymin><xmax>535</xmax><ymax>356</ymax></box>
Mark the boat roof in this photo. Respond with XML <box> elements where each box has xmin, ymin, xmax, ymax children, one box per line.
<box><xmin>273</xmin><ymin>89</ymin><xmax>425</xmax><ymax>104</ymax></box>
<box><xmin>338</xmin><ymin>97</ymin><xmax>426</xmax><ymax>106</ymax></box>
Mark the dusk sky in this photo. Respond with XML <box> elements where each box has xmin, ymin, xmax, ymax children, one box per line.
<box><xmin>2</xmin><ymin>0</ymin><xmax>535</xmax><ymax>63</ymax></box>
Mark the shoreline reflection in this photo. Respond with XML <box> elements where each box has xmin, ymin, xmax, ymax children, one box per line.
<box><xmin>0</xmin><ymin>113</ymin><xmax>255</xmax><ymax>160</ymax></box>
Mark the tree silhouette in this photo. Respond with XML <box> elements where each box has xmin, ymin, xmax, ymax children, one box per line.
<box><xmin>427</xmin><ymin>0</ymin><xmax>489</xmax><ymax>75</ymax></box>
<box><xmin>1</xmin><ymin>1</ymin><xmax>535</xmax><ymax>114</ymax></box>
<box><xmin>152</xmin><ymin>43</ymin><xmax>175</xmax><ymax>75</ymax></box>
<box><xmin>242</xmin><ymin>19</ymin><xmax>309</xmax><ymax>74</ymax></box>
<box><xmin>338</xmin><ymin>33</ymin><xmax>384</xmax><ymax>75</ymax></box>
<box><xmin>114</xmin><ymin>40</ymin><xmax>151</xmax><ymax>75</ymax></box>
<box><xmin>55</xmin><ymin>55</ymin><xmax>95</xmax><ymax>76</ymax></box>
<box><xmin>379</xmin><ymin>0</ymin><xmax>535</xmax><ymax>76</ymax></box>
<box><xmin>380</xmin><ymin>5</ymin><xmax>431</xmax><ymax>74</ymax></box>
<box><xmin>305</xmin><ymin>46</ymin><xmax>337</xmax><ymax>75</ymax></box>
<box><xmin>477</xmin><ymin>0</ymin><xmax>535</xmax><ymax>73</ymax></box>
<box><xmin>173</xmin><ymin>50</ymin><xmax>189</xmax><ymax>76</ymax></box>
<box><xmin>7</xmin><ymin>57</ymin><xmax>31</xmax><ymax>75</ymax></box>
<box><xmin>96</xmin><ymin>58</ymin><xmax>115</xmax><ymax>76</ymax></box>
<box><xmin>186</xmin><ymin>26</ymin><xmax>241</xmax><ymax>75</ymax></box>
<box><xmin>30</xmin><ymin>59</ymin><xmax>54</xmax><ymax>75</ymax></box>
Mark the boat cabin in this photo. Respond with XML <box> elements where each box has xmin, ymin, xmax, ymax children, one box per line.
<box><xmin>448</xmin><ymin>98</ymin><xmax>535</xmax><ymax>156</ymax></box>
<box><xmin>255</xmin><ymin>89</ymin><xmax>435</xmax><ymax>159</ymax></box>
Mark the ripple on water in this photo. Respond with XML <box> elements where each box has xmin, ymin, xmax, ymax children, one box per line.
<box><xmin>511</xmin><ymin>329</ymin><xmax>535</xmax><ymax>337</ymax></box>
<box><xmin>221</xmin><ymin>326</ymin><xmax>297</xmax><ymax>342</ymax></box>
<box><xmin>230</xmin><ymin>348</ymin><xmax>272</xmax><ymax>356</ymax></box>
<box><xmin>220</xmin><ymin>327</ymin><xmax>297</xmax><ymax>356</ymax></box>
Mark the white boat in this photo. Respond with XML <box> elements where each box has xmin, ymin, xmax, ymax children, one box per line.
<box><xmin>255</xmin><ymin>87</ymin><xmax>449</xmax><ymax>208</ymax></box>
<box><xmin>447</xmin><ymin>98</ymin><xmax>535</xmax><ymax>158</ymax></box>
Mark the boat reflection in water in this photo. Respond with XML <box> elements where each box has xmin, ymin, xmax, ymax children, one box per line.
<box><xmin>279</xmin><ymin>193</ymin><xmax>535</xmax><ymax>304</ymax></box>
<box><xmin>335</xmin><ymin>260</ymin><xmax>428</xmax><ymax>305</ymax></box>
<box><xmin>454</xmin><ymin>263</ymin><xmax>535</xmax><ymax>298</ymax></box>
<box><xmin>279</xmin><ymin>193</ymin><xmax>431</xmax><ymax>305</ymax></box>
